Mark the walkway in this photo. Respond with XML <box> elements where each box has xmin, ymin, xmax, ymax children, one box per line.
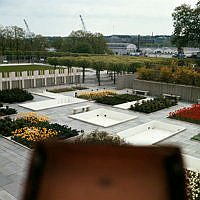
<box><xmin>0</xmin><ymin>137</ymin><xmax>30</xmax><ymax>200</ymax></box>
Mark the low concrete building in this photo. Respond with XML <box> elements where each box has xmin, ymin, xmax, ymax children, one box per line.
<box><xmin>0</xmin><ymin>68</ymin><xmax>80</xmax><ymax>90</ymax></box>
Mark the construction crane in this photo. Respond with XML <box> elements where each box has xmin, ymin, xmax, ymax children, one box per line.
<box><xmin>79</xmin><ymin>15</ymin><xmax>86</xmax><ymax>32</ymax></box>
<box><xmin>23</xmin><ymin>19</ymin><xmax>35</xmax><ymax>38</ymax></box>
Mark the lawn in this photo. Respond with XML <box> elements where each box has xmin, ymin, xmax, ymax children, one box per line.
<box><xmin>0</xmin><ymin>65</ymin><xmax>62</xmax><ymax>72</ymax></box>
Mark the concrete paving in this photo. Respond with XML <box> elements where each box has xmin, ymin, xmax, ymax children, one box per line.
<box><xmin>0</xmin><ymin>74</ymin><xmax>200</xmax><ymax>199</ymax></box>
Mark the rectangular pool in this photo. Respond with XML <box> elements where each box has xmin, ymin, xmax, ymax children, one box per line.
<box><xmin>69</xmin><ymin>108</ymin><xmax>137</xmax><ymax>127</ymax></box>
<box><xmin>117</xmin><ymin>120</ymin><xmax>185</xmax><ymax>145</ymax></box>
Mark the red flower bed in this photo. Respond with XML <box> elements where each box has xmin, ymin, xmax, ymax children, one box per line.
<box><xmin>169</xmin><ymin>104</ymin><xmax>200</xmax><ymax>124</ymax></box>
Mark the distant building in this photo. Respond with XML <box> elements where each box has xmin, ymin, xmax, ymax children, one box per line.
<box><xmin>45</xmin><ymin>48</ymin><xmax>56</xmax><ymax>52</ymax></box>
<box><xmin>107</xmin><ymin>43</ymin><xmax>137</xmax><ymax>55</ymax></box>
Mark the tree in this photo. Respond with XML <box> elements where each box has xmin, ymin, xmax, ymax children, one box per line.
<box><xmin>172</xmin><ymin>1</ymin><xmax>200</xmax><ymax>52</ymax></box>
<box><xmin>32</xmin><ymin>35</ymin><xmax>49</xmax><ymax>51</ymax></box>
<box><xmin>0</xmin><ymin>25</ymin><xmax>6</xmax><ymax>55</ymax></box>
<box><xmin>50</xmin><ymin>37</ymin><xmax>63</xmax><ymax>51</ymax></box>
<box><xmin>62</xmin><ymin>30</ymin><xmax>109</xmax><ymax>54</ymax></box>
<box><xmin>73</xmin><ymin>41</ymin><xmax>93</xmax><ymax>53</ymax></box>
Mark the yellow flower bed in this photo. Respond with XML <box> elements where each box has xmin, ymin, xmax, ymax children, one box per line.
<box><xmin>16</xmin><ymin>112</ymin><xmax>50</xmax><ymax>123</ymax></box>
<box><xmin>12</xmin><ymin>126</ymin><xmax>59</xmax><ymax>142</ymax></box>
<box><xmin>77</xmin><ymin>90</ymin><xmax>117</xmax><ymax>100</ymax></box>
<box><xmin>185</xmin><ymin>170</ymin><xmax>200</xmax><ymax>200</ymax></box>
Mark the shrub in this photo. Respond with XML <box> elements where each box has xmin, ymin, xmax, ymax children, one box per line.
<box><xmin>74</xmin><ymin>130</ymin><xmax>125</xmax><ymax>145</ymax></box>
<box><xmin>95</xmin><ymin>94</ymin><xmax>145</xmax><ymax>105</ymax></box>
<box><xmin>0</xmin><ymin>107</ymin><xmax>17</xmax><ymax>116</ymax></box>
<box><xmin>137</xmin><ymin>66</ymin><xmax>200</xmax><ymax>87</ymax></box>
<box><xmin>0</xmin><ymin>88</ymin><xmax>33</xmax><ymax>103</ymax></box>
<box><xmin>191</xmin><ymin>133</ymin><xmax>200</xmax><ymax>142</ymax></box>
<box><xmin>0</xmin><ymin>117</ymin><xmax>18</xmax><ymax>137</ymax></box>
<box><xmin>130</xmin><ymin>98</ymin><xmax>177</xmax><ymax>113</ymax></box>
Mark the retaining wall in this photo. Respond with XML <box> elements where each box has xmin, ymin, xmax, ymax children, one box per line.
<box><xmin>116</xmin><ymin>74</ymin><xmax>200</xmax><ymax>102</ymax></box>
<box><xmin>133</xmin><ymin>79</ymin><xmax>200</xmax><ymax>103</ymax></box>
<box><xmin>116</xmin><ymin>74</ymin><xmax>135</xmax><ymax>89</ymax></box>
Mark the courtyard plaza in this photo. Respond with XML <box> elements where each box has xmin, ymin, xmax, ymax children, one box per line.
<box><xmin>0</xmin><ymin>79</ymin><xmax>200</xmax><ymax>200</ymax></box>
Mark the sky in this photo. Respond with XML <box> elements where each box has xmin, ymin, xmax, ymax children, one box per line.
<box><xmin>0</xmin><ymin>0</ymin><xmax>198</xmax><ymax>37</ymax></box>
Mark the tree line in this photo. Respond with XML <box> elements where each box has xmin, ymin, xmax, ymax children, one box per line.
<box><xmin>0</xmin><ymin>25</ymin><xmax>111</xmax><ymax>57</ymax></box>
<box><xmin>49</xmin><ymin>30</ymin><xmax>112</xmax><ymax>54</ymax></box>
<box><xmin>47</xmin><ymin>56</ymin><xmax>179</xmax><ymax>86</ymax></box>
<box><xmin>0</xmin><ymin>25</ymin><xmax>49</xmax><ymax>55</ymax></box>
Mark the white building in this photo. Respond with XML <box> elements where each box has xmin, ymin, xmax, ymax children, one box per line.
<box><xmin>107</xmin><ymin>43</ymin><xmax>137</xmax><ymax>55</ymax></box>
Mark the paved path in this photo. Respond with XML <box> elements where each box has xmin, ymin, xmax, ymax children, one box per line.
<box><xmin>0</xmin><ymin>137</ymin><xmax>31</xmax><ymax>200</ymax></box>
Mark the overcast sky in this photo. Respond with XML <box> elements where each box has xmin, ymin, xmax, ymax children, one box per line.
<box><xmin>0</xmin><ymin>0</ymin><xmax>197</xmax><ymax>36</ymax></box>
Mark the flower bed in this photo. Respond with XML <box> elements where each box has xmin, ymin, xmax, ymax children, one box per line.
<box><xmin>169</xmin><ymin>104</ymin><xmax>200</xmax><ymax>124</ymax></box>
<box><xmin>0</xmin><ymin>88</ymin><xmax>33</xmax><ymax>103</ymax></box>
<box><xmin>77</xmin><ymin>90</ymin><xmax>117</xmax><ymax>100</ymax></box>
<box><xmin>95</xmin><ymin>94</ymin><xmax>145</xmax><ymax>105</ymax></box>
<box><xmin>0</xmin><ymin>112</ymin><xmax>79</xmax><ymax>148</ymax></box>
<box><xmin>130</xmin><ymin>97</ymin><xmax>177</xmax><ymax>113</ymax></box>
<box><xmin>185</xmin><ymin>169</ymin><xmax>200</xmax><ymax>200</ymax></box>
<box><xmin>48</xmin><ymin>86</ymin><xmax>88</xmax><ymax>93</ymax></box>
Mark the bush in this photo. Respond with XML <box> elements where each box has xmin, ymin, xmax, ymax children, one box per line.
<box><xmin>95</xmin><ymin>94</ymin><xmax>145</xmax><ymax>105</ymax></box>
<box><xmin>137</xmin><ymin>66</ymin><xmax>200</xmax><ymax>87</ymax></box>
<box><xmin>0</xmin><ymin>88</ymin><xmax>33</xmax><ymax>103</ymax></box>
<box><xmin>0</xmin><ymin>117</ymin><xmax>18</xmax><ymax>137</ymax></box>
<box><xmin>74</xmin><ymin>130</ymin><xmax>125</xmax><ymax>145</ymax></box>
<box><xmin>191</xmin><ymin>133</ymin><xmax>200</xmax><ymax>142</ymax></box>
<box><xmin>0</xmin><ymin>108</ymin><xmax>17</xmax><ymax>116</ymax></box>
<box><xmin>130</xmin><ymin>98</ymin><xmax>177</xmax><ymax>113</ymax></box>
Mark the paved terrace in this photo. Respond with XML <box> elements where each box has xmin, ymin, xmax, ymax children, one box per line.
<box><xmin>0</xmin><ymin>75</ymin><xmax>200</xmax><ymax>199</ymax></box>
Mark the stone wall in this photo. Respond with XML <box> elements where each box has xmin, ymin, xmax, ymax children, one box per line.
<box><xmin>133</xmin><ymin>79</ymin><xmax>200</xmax><ymax>103</ymax></box>
<box><xmin>116</xmin><ymin>74</ymin><xmax>135</xmax><ymax>89</ymax></box>
<box><xmin>116</xmin><ymin>74</ymin><xmax>200</xmax><ymax>102</ymax></box>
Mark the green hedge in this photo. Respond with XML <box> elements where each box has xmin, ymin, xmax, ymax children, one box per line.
<box><xmin>95</xmin><ymin>94</ymin><xmax>145</xmax><ymax>105</ymax></box>
<box><xmin>0</xmin><ymin>107</ymin><xmax>17</xmax><ymax>116</ymax></box>
<box><xmin>191</xmin><ymin>133</ymin><xmax>200</xmax><ymax>142</ymax></box>
<box><xmin>130</xmin><ymin>98</ymin><xmax>177</xmax><ymax>113</ymax></box>
<box><xmin>0</xmin><ymin>88</ymin><xmax>33</xmax><ymax>103</ymax></box>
